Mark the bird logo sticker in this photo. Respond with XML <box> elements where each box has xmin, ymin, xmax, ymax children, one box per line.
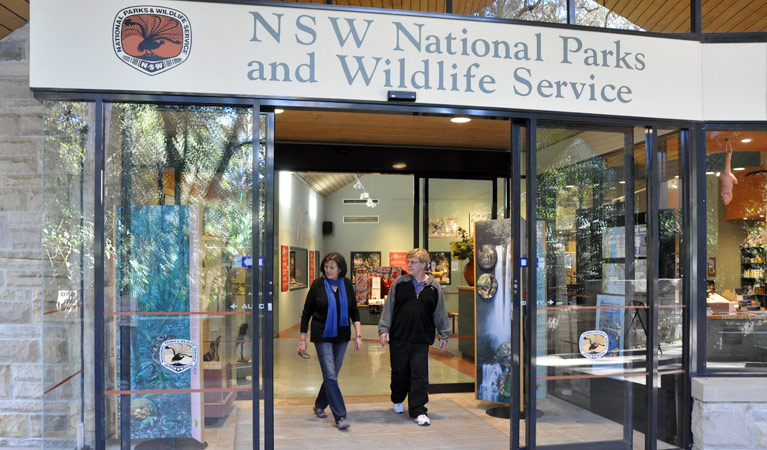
<box><xmin>113</xmin><ymin>6</ymin><xmax>191</xmax><ymax>76</ymax></box>
<box><xmin>160</xmin><ymin>339</ymin><xmax>198</xmax><ymax>373</ymax></box>
<box><xmin>579</xmin><ymin>330</ymin><xmax>608</xmax><ymax>360</ymax></box>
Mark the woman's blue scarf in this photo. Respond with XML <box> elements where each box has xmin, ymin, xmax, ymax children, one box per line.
<box><xmin>322</xmin><ymin>277</ymin><xmax>349</xmax><ymax>338</ymax></box>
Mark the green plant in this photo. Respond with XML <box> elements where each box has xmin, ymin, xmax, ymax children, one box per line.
<box><xmin>450</xmin><ymin>227</ymin><xmax>474</xmax><ymax>261</ymax></box>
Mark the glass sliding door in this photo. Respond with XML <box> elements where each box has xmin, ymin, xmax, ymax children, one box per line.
<box><xmin>101</xmin><ymin>103</ymin><xmax>255</xmax><ymax>449</ymax></box>
<box><xmin>532</xmin><ymin>123</ymin><xmax>652</xmax><ymax>448</ymax></box>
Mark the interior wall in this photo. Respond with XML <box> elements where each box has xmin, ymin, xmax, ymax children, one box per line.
<box><xmin>428</xmin><ymin>178</ymin><xmax>495</xmax><ymax>312</ymax></box>
<box><xmin>322</xmin><ymin>173</ymin><xmax>414</xmax><ymax>284</ymax></box>
<box><xmin>276</xmin><ymin>172</ymin><xmax>324</xmax><ymax>334</ymax></box>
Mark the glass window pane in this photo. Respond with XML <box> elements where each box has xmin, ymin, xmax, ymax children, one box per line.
<box><xmin>478</xmin><ymin>0</ymin><xmax>567</xmax><ymax>23</ymax></box>
<box><xmin>705</xmin><ymin>129</ymin><xmax>767</xmax><ymax>375</ymax></box>
<box><xmin>657</xmin><ymin>128</ymin><xmax>686</xmax><ymax>449</ymax></box>
<box><xmin>578</xmin><ymin>0</ymin><xmax>691</xmax><ymax>33</ymax></box>
<box><xmin>534</xmin><ymin>122</ymin><xmax>650</xmax><ymax>447</ymax></box>
<box><xmin>42</xmin><ymin>101</ymin><xmax>97</xmax><ymax>448</ymax></box>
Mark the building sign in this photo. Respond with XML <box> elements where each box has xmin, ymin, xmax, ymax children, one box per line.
<box><xmin>31</xmin><ymin>0</ymin><xmax>766</xmax><ymax>121</ymax></box>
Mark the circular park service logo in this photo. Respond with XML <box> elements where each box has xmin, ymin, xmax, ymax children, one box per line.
<box><xmin>113</xmin><ymin>6</ymin><xmax>191</xmax><ymax>76</ymax></box>
<box><xmin>160</xmin><ymin>339</ymin><xmax>198</xmax><ymax>374</ymax></box>
<box><xmin>579</xmin><ymin>330</ymin><xmax>608</xmax><ymax>360</ymax></box>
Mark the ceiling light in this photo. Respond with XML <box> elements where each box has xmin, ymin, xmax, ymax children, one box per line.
<box><xmin>392</xmin><ymin>162</ymin><xmax>407</xmax><ymax>169</ymax></box>
<box><xmin>565</xmin><ymin>185</ymin><xmax>575</xmax><ymax>188</ymax></box>
<box><xmin>619</xmin><ymin>181</ymin><xmax>626</xmax><ymax>184</ymax></box>
<box><xmin>715</xmin><ymin>172</ymin><xmax>721</xmax><ymax>177</ymax></box>
<box><xmin>274</xmin><ymin>108</ymin><xmax>284</xmax><ymax>114</ymax></box>
<box><xmin>742</xmin><ymin>138</ymin><xmax>753</xmax><ymax>143</ymax></box>
<box><xmin>450</xmin><ymin>117</ymin><xmax>471</xmax><ymax>124</ymax></box>
<box><xmin>674</xmin><ymin>175</ymin><xmax>679</xmax><ymax>179</ymax></box>
<box><xmin>734</xmin><ymin>167</ymin><xmax>745</xmax><ymax>171</ymax></box>
<box><xmin>706</xmin><ymin>171</ymin><xmax>715</xmax><ymax>175</ymax></box>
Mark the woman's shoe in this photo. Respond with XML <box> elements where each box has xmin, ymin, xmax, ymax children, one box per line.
<box><xmin>336</xmin><ymin>418</ymin><xmax>350</xmax><ymax>430</ymax></box>
<box><xmin>313</xmin><ymin>407</ymin><xmax>327</xmax><ymax>418</ymax></box>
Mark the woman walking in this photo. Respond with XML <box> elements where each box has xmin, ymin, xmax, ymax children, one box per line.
<box><xmin>298</xmin><ymin>252</ymin><xmax>362</xmax><ymax>430</ymax></box>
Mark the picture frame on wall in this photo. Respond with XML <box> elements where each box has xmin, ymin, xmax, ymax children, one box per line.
<box><xmin>428</xmin><ymin>217</ymin><xmax>459</xmax><ymax>238</ymax></box>
<box><xmin>350</xmin><ymin>251</ymin><xmax>382</xmax><ymax>284</ymax></box>
<box><xmin>289</xmin><ymin>247</ymin><xmax>308</xmax><ymax>290</ymax></box>
<box><xmin>429</xmin><ymin>251</ymin><xmax>451</xmax><ymax>285</ymax></box>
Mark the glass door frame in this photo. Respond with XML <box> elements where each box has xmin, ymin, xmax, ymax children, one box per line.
<box><xmin>85</xmin><ymin>96</ymin><xmax>267</xmax><ymax>450</ymax></box>
<box><xmin>518</xmin><ymin>114</ymin><xmax>696</xmax><ymax>450</ymax></box>
<box><xmin>36</xmin><ymin>89</ymin><xmax>697</xmax><ymax>449</ymax></box>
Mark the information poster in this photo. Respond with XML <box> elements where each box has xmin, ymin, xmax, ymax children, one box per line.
<box><xmin>389</xmin><ymin>252</ymin><xmax>408</xmax><ymax>270</ymax></box>
<box><xmin>309</xmin><ymin>250</ymin><xmax>315</xmax><ymax>283</ymax></box>
<box><xmin>116</xmin><ymin>205</ymin><xmax>200</xmax><ymax>440</ymax></box>
<box><xmin>280</xmin><ymin>245</ymin><xmax>289</xmax><ymax>292</ymax></box>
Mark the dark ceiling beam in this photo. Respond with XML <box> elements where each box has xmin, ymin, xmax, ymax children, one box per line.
<box><xmin>274</xmin><ymin>142</ymin><xmax>511</xmax><ymax>178</ymax></box>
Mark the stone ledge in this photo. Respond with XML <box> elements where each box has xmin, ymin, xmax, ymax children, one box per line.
<box><xmin>693</xmin><ymin>377</ymin><xmax>767</xmax><ymax>403</ymax></box>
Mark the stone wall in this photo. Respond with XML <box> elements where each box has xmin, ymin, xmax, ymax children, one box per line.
<box><xmin>0</xmin><ymin>23</ymin><xmax>44</xmax><ymax>448</ymax></box>
<box><xmin>692</xmin><ymin>377</ymin><xmax>767</xmax><ymax>449</ymax></box>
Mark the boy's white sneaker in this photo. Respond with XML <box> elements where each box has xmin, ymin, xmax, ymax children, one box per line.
<box><xmin>393</xmin><ymin>402</ymin><xmax>404</xmax><ymax>414</ymax></box>
<box><xmin>414</xmin><ymin>414</ymin><xmax>430</xmax><ymax>426</ymax></box>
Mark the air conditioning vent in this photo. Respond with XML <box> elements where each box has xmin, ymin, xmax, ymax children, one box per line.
<box><xmin>343</xmin><ymin>199</ymin><xmax>379</xmax><ymax>205</ymax></box>
<box><xmin>343</xmin><ymin>216</ymin><xmax>379</xmax><ymax>224</ymax></box>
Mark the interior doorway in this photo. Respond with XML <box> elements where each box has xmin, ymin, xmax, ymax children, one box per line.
<box><xmin>267</xmin><ymin>108</ymin><xmax>513</xmax><ymax>443</ymax></box>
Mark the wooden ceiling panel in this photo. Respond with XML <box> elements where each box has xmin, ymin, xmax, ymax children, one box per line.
<box><xmin>3</xmin><ymin>0</ymin><xmax>27</xmax><ymax>19</ymax></box>
<box><xmin>275</xmin><ymin>109</ymin><xmax>511</xmax><ymax>150</ymax></box>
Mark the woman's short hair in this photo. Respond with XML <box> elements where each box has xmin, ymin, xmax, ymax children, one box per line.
<box><xmin>321</xmin><ymin>252</ymin><xmax>348</xmax><ymax>278</ymax></box>
<box><xmin>406</xmin><ymin>248</ymin><xmax>430</xmax><ymax>264</ymax></box>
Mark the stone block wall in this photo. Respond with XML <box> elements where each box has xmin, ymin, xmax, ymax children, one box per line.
<box><xmin>692</xmin><ymin>377</ymin><xmax>767</xmax><ymax>450</ymax></box>
<box><xmin>0</xmin><ymin>23</ymin><xmax>44</xmax><ymax>448</ymax></box>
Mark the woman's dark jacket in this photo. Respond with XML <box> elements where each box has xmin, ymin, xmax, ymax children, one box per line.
<box><xmin>299</xmin><ymin>277</ymin><xmax>361</xmax><ymax>343</ymax></box>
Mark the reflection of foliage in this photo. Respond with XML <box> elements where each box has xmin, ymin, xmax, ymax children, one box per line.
<box><xmin>478</xmin><ymin>0</ymin><xmax>640</xmax><ymax>30</ymax></box>
<box><xmin>43</xmin><ymin>102</ymin><xmax>116</xmax><ymax>289</ymax></box>
<box><xmin>538</xmin><ymin>148</ymin><xmax>619</xmax><ymax>286</ymax></box>
<box><xmin>105</xmin><ymin>104</ymin><xmax>255</xmax><ymax>306</ymax></box>
<box><xmin>450</xmin><ymin>227</ymin><xmax>474</xmax><ymax>260</ymax></box>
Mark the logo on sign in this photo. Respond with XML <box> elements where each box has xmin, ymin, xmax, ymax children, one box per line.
<box><xmin>113</xmin><ymin>6</ymin><xmax>191</xmax><ymax>76</ymax></box>
<box><xmin>579</xmin><ymin>330</ymin><xmax>608</xmax><ymax>360</ymax></box>
<box><xmin>160</xmin><ymin>339</ymin><xmax>198</xmax><ymax>373</ymax></box>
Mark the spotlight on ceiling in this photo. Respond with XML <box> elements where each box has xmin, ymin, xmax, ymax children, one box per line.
<box><xmin>742</xmin><ymin>138</ymin><xmax>753</xmax><ymax>143</ymax></box>
<box><xmin>274</xmin><ymin>108</ymin><xmax>284</xmax><ymax>114</ymax></box>
<box><xmin>392</xmin><ymin>162</ymin><xmax>407</xmax><ymax>169</ymax></box>
<box><xmin>450</xmin><ymin>117</ymin><xmax>471</xmax><ymax>124</ymax></box>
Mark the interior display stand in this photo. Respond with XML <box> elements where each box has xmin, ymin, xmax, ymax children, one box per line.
<box><xmin>203</xmin><ymin>363</ymin><xmax>235</xmax><ymax>419</ymax></box>
<box><xmin>741</xmin><ymin>247</ymin><xmax>767</xmax><ymax>305</ymax></box>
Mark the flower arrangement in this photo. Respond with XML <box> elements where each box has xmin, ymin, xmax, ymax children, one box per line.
<box><xmin>450</xmin><ymin>227</ymin><xmax>474</xmax><ymax>261</ymax></box>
